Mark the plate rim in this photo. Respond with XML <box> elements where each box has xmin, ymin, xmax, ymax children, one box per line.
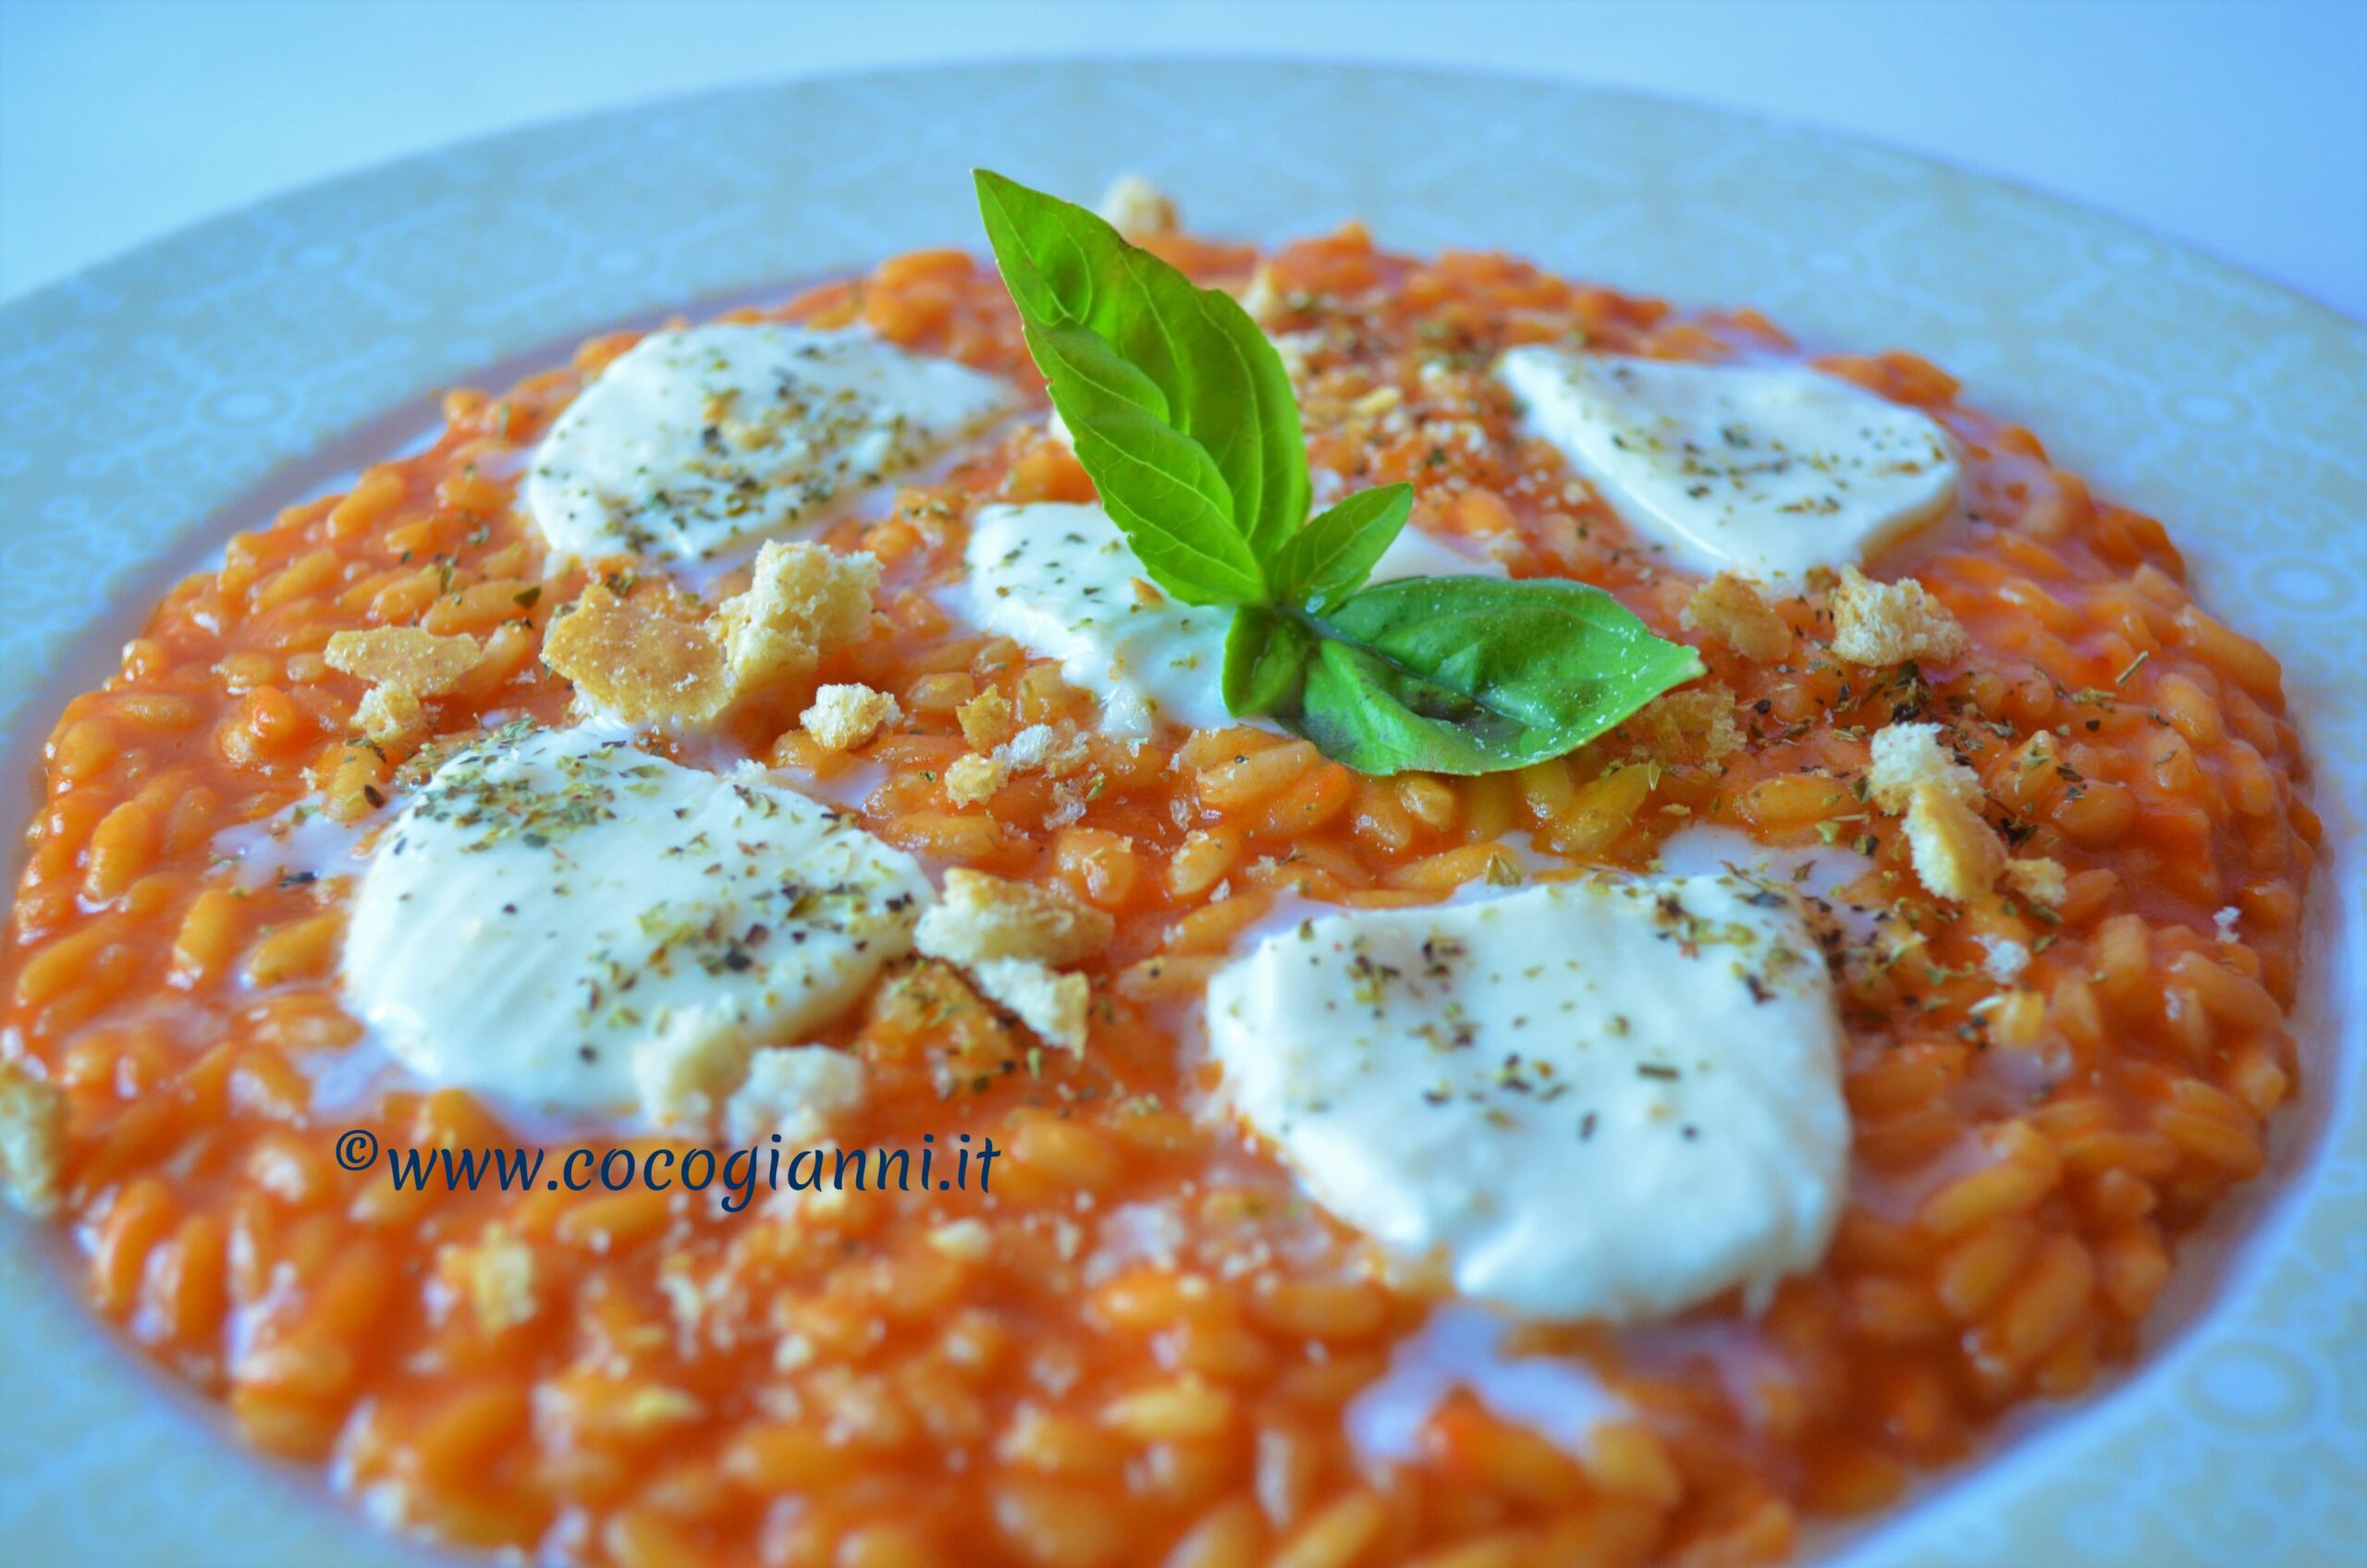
<box><xmin>0</xmin><ymin>55</ymin><xmax>2360</xmax><ymax>1568</ymax></box>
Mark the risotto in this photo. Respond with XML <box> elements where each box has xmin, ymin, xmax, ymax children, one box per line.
<box><xmin>0</xmin><ymin>177</ymin><xmax>2319</xmax><ymax>1568</ymax></box>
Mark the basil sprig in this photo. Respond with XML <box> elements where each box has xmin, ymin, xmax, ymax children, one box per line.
<box><xmin>975</xmin><ymin>170</ymin><xmax>1704</xmax><ymax>777</ymax></box>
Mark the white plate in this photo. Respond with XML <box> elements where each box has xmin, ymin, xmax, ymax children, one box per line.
<box><xmin>0</xmin><ymin>59</ymin><xmax>2360</xmax><ymax>1568</ymax></box>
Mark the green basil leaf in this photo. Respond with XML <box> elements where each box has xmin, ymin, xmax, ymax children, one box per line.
<box><xmin>1262</xmin><ymin>577</ymin><xmax>1707</xmax><ymax>776</ymax></box>
<box><xmin>973</xmin><ymin>169</ymin><xmax>1709</xmax><ymax>784</ymax></box>
<box><xmin>1269</xmin><ymin>484</ymin><xmax>1412</xmax><ymax>613</ymax></box>
<box><xmin>1221</xmin><ymin>604</ymin><xmax>1318</xmax><ymax>718</ymax></box>
<box><xmin>975</xmin><ymin>170</ymin><xmax>1310</xmax><ymax>591</ymax></box>
<box><xmin>1024</xmin><ymin>317</ymin><xmax>1266</xmax><ymax>604</ymax></box>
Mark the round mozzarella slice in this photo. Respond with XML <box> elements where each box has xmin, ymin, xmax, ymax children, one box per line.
<box><xmin>1496</xmin><ymin>347</ymin><xmax>1958</xmax><ymax>584</ymax></box>
<box><xmin>963</xmin><ymin>500</ymin><xmax>1502</xmax><ymax>735</ymax></box>
<box><xmin>343</xmin><ymin>726</ymin><xmax>929</xmax><ymax>1118</ymax></box>
<box><xmin>1207</xmin><ymin>874</ymin><xmax>1849</xmax><ymax>1324</ymax></box>
<box><xmin>526</xmin><ymin>324</ymin><xmax>1015</xmax><ymax>564</ymax></box>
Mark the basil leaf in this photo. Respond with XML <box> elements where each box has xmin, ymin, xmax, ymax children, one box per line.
<box><xmin>1024</xmin><ymin>317</ymin><xmax>1266</xmax><ymax>604</ymax></box>
<box><xmin>1256</xmin><ymin>577</ymin><xmax>1707</xmax><ymax>776</ymax></box>
<box><xmin>1269</xmin><ymin>484</ymin><xmax>1412</xmax><ymax>613</ymax></box>
<box><xmin>1221</xmin><ymin>604</ymin><xmax>1318</xmax><ymax>718</ymax></box>
<box><xmin>972</xmin><ymin>170</ymin><xmax>1711</xmax><ymax>783</ymax></box>
<box><xmin>975</xmin><ymin>170</ymin><xmax>1309</xmax><ymax>592</ymax></box>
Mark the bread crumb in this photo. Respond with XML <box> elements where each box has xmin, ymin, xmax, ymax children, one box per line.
<box><xmin>631</xmin><ymin>1025</ymin><xmax>744</xmax><ymax>1126</ymax></box>
<box><xmin>998</xmin><ymin>722</ymin><xmax>1092</xmax><ymax>778</ymax></box>
<box><xmin>1682</xmin><ymin>574</ymin><xmax>1791</xmax><ymax>663</ymax></box>
<box><xmin>0</xmin><ymin>1062</ymin><xmax>65</xmax><ymax>1216</ymax></box>
<box><xmin>1620</xmin><ymin>685</ymin><xmax>1742</xmax><ymax>766</ymax></box>
<box><xmin>714</xmin><ymin>541</ymin><xmax>879</xmax><ymax>691</ymax></box>
<box><xmin>610</xmin><ymin>1387</ymin><xmax>705</xmax><ymax>1433</ymax></box>
<box><xmin>914</xmin><ymin>871</ymin><xmax>1110</xmax><ymax>1054</ymax></box>
<box><xmin>1830</xmin><ymin>567</ymin><xmax>1968</xmax><ymax>667</ymax></box>
<box><xmin>916</xmin><ymin>870</ymin><xmax>1113</xmax><ymax>968</ymax></box>
<box><xmin>328</xmin><ymin>627</ymin><xmax>482</xmax><ymax>741</ymax></box>
<box><xmin>927</xmin><ymin>1218</ymin><xmax>993</xmax><ymax>1262</ymax></box>
<box><xmin>325</xmin><ymin>627</ymin><xmax>483</xmax><ymax>695</ymax></box>
<box><xmin>1096</xmin><ymin>174</ymin><xmax>1177</xmax><ymax>240</ymax></box>
<box><xmin>454</xmin><ymin>1224</ymin><xmax>537</xmax><ymax>1332</ymax></box>
<box><xmin>545</xmin><ymin>543</ymin><xmax>879</xmax><ymax>727</ymax></box>
<box><xmin>723</xmin><ymin>1047</ymin><xmax>866</xmax><ymax>1146</ymax></box>
<box><xmin>352</xmin><ymin>682</ymin><xmax>427</xmax><ymax>745</ymax></box>
<box><xmin>957</xmin><ymin>689</ymin><xmax>1014</xmax><ymax>750</ymax></box>
<box><xmin>1869</xmin><ymin>723</ymin><xmax>2006</xmax><ymax>901</ymax></box>
<box><xmin>801</xmin><ymin>683</ymin><xmax>900</xmax><ymax>752</ymax></box>
<box><xmin>946</xmin><ymin>753</ymin><xmax>1007</xmax><ymax>805</ymax></box>
<box><xmin>1980</xmin><ymin>936</ymin><xmax>2031</xmax><ymax>983</ymax></box>
<box><xmin>971</xmin><ymin>957</ymin><xmax>1093</xmax><ymax>1054</ymax></box>
<box><xmin>1237</xmin><ymin>263</ymin><xmax>1282</xmax><ymax>325</ymax></box>
<box><xmin>1868</xmin><ymin>722</ymin><xmax>1983</xmax><ymax>813</ymax></box>
<box><xmin>2005</xmin><ymin>857</ymin><xmax>2068</xmax><ymax>907</ymax></box>
<box><xmin>542</xmin><ymin>582</ymin><xmax>730</xmax><ymax>725</ymax></box>
<box><xmin>1901</xmin><ymin>788</ymin><xmax>2007</xmax><ymax>901</ymax></box>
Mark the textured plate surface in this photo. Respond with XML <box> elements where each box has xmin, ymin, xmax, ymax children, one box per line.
<box><xmin>0</xmin><ymin>59</ymin><xmax>2361</xmax><ymax>1568</ymax></box>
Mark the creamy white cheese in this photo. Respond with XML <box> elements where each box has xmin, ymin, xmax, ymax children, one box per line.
<box><xmin>342</xmin><ymin>726</ymin><xmax>929</xmax><ymax>1120</ymax></box>
<box><xmin>526</xmin><ymin>324</ymin><xmax>1015</xmax><ymax>564</ymax></box>
<box><xmin>1206</xmin><ymin>874</ymin><xmax>1849</xmax><ymax>1324</ymax></box>
<box><xmin>1496</xmin><ymin>347</ymin><xmax>1958</xmax><ymax>583</ymax></box>
<box><xmin>1347</xmin><ymin>1305</ymin><xmax>1625</xmax><ymax>1464</ymax></box>
<box><xmin>962</xmin><ymin>500</ymin><xmax>1502</xmax><ymax>734</ymax></box>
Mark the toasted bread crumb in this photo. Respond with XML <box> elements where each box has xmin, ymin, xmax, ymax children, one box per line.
<box><xmin>1096</xmin><ymin>174</ymin><xmax>1178</xmax><ymax>240</ymax></box>
<box><xmin>1621</xmin><ymin>685</ymin><xmax>1743</xmax><ymax>766</ymax></box>
<box><xmin>454</xmin><ymin>1224</ymin><xmax>537</xmax><ymax>1333</ymax></box>
<box><xmin>970</xmin><ymin>957</ymin><xmax>1093</xmax><ymax>1054</ymax></box>
<box><xmin>1868</xmin><ymin>722</ymin><xmax>1984</xmax><ymax>813</ymax></box>
<box><xmin>546</xmin><ymin>542</ymin><xmax>879</xmax><ymax>727</ymax></box>
<box><xmin>2004</xmin><ymin>857</ymin><xmax>2068</xmax><ymax>907</ymax></box>
<box><xmin>542</xmin><ymin>583</ymin><xmax>729</xmax><ymax>725</ymax></box>
<box><xmin>946</xmin><ymin>753</ymin><xmax>1008</xmax><ymax>806</ymax></box>
<box><xmin>998</xmin><ymin>722</ymin><xmax>1092</xmax><ymax>778</ymax></box>
<box><xmin>611</xmin><ymin>1386</ymin><xmax>705</xmax><ymax>1432</ymax></box>
<box><xmin>1901</xmin><ymin>788</ymin><xmax>2007</xmax><ymax>901</ymax></box>
<box><xmin>325</xmin><ymin>627</ymin><xmax>484</xmax><ymax>696</ymax></box>
<box><xmin>328</xmin><ymin>627</ymin><xmax>481</xmax><ymax>741</ymax></box>
<box><xmin>957</xmin><ymin>689</ymin><xmax>1014</xmax><ymax>750</ymax></box>
<box><xmin>927</xmin><ymin>1218</ymin><xmax>993</xmax><ymax>1262</ymax></box>
<box><xmin>1869</xmin><ymin>722</ymin><xmax>2006</xmax><ymax>900</ymax></box>
<box><xmin>1682</xmin><ymin>574</ymin><xmax>1791</xmax><ymax>663</ymax></box>
<box><xmin>715</xmin><ymin>541</ymin><xmax>880</xmax><ymax>692</ymax></box>
<box><xmin>1830</xmin><ymin>567</ymin><xmax>1968</xmax><ymax>667</ymax></box>
<box><xmin>631</xmin><ymin>1012</ymin><xmax>758</xmax><ymax>1126</ymax></box>
<box><xmin>723</xmin><ymin>1046</ymin><xmax>866</xmax><ymax>1146</ymax></box>
<box><xmin>1237</xmin><ymin>263</ymin><xmax>1282</xmax><ymax>325</ymax></box>
<box><xmin>801</xmin><ymin>683</ymin><xmax>900</xmax><ymax>752</ymax></box>
<box><xmin>914</xmin><ymin>871</ymin><xmax>1110</xmax><ymax>1054</ymax></box>
<box><xmin>352</xmin><ymin>683</ymin><xmax>427</xmax><ymax>745</ymax></box>
<box><xmin>0</xmin><ymin>1062</ymin><xmax>65</xmax><ymax>1216</ymax></box>
<box><xmin>916</xmin><ymin>870</ymin><xmax>1113</xmax><ymax>968</ymax></box>
<box><xmin>869</xmin><ymin>960</ymin><xmax>1019</xmax><ymax>1064</ymax></box>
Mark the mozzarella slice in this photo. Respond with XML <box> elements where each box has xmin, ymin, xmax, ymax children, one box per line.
<box><xmin>1496</xmin><ymin>347</ymin><xmax>1957</xmax><ymax>583</ymax></box>
<box><xmin>527</xmin><ymin>324</ymin><xmax>1015</xmax><ymax>563</ymax></box>
<box><xmin>343</xmin><ymin>726</ymin><xmax>930</xmax><ymax>1119</ymax></box>
<box><xmin>1206</xmin><ymin>874</ymin><xmax>1848</xmax><ymax>1324</ymax></box>
<box><xmin>963</xmin><ymin>500</ymin><xmax>1502</xmax><ymax>734</ymax></box>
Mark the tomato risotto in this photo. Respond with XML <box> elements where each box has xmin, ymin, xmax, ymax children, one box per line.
<box><xmin>0</xmin><ymin>178</ymin><xmax>2318</xmax><ymax>1568</ymax></box>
